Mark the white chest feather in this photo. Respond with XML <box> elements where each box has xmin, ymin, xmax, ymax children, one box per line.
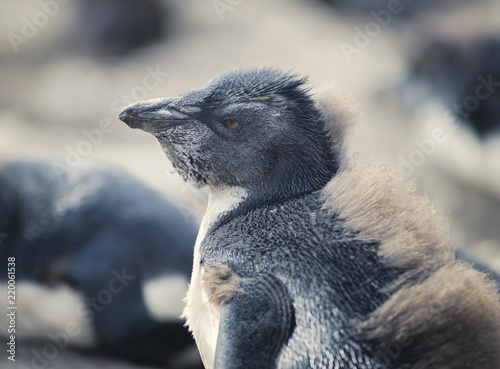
<box><xmin>182</xmin><ymin>186</ymin><xmax>247</xmax><ymax>369</ymax></box>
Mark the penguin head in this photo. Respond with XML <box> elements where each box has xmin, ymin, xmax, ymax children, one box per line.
<box><xmin>119</xmin><ymin>68</ymin><xmax>338</xmax><ymax>199</ymax></box>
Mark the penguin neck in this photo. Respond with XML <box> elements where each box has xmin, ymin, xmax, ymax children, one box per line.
<box><xmin>199</xmin><ymin>175</ymin><xmax>329</xmax><ymax>242</ymax></box>
<box><xmin>197</xmin><ymin>186</ymin><xmax>248</xmax><ymax>245</ymax></box>
<box><xmin>197</xmin><ymin>184</ymin><xmax>284</xmax><ymax>245</ymax></box>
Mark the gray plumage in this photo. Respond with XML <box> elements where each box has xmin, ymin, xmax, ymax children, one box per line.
<box><xmin>119</xmin><ymin>67</ymin><xmax>500</xmax><ymax>369</ymax></box>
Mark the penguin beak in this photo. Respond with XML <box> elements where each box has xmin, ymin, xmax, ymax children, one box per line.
<box><xmin>118</xmin><ymin>97</ymin><xmax>194</xmax><ymax>135</ymax></box>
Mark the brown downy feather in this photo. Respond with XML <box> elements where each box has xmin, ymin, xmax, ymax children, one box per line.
<box><xmin>316</xmin><ymin>87</ymin><xmax>500</xmax><ymax>369</ymax></box>
<box><xmin>358</xmin><ymin>262</ymin><xmax>500</xmax><ymax>369</ymax></box>
<box><xmin>313</xmin><ymin>85</ymin><xmax>357</xmax><ymax>164</ymax></box>
<box><xmin>201</xmin><ymin>265</ymin><xmax>243</xmax><ymax>306</ymax></box>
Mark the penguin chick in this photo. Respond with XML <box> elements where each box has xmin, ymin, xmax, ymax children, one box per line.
<box><xmin>119</xmin><ymin>68</ymin><xmax>500</xmax><ymax>369</ymax></box>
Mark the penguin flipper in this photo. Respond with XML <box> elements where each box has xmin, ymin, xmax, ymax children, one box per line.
<box><xmin>213</xmin><ymin>272</ymin><xmax>294</xmax><ymax>369</ymax></box>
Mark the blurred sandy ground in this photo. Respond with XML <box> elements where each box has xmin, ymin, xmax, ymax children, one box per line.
<box><xmin>1</xmin><ymin>0</ymin><xmax>500</xmax><ymax>367</ymax></box>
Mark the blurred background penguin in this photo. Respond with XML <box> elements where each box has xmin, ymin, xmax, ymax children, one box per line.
<box><xmin>0</xmin><ymin>0</ymin><xmax>499</xmax><ymax>367</ymax></box>
<box><xmin>0</xmin><ymin>159</ymin><xmax>202</xmax><ymax>368</ymax></box>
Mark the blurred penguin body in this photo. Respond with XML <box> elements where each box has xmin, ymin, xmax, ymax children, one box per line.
<box><xmin>408</xmin><ymin>36</ymin><xmax>500</xmax><ymax>139</ymax></box>
<box><xmin>74</xmin><ymin>0</ymin><xmax>168</xmax><ymax>57</ymax></box>
<box><xmin>317</xmin><ymin>0</ymin><xmax>476</xmax><ymax>19</ymax></box>
<box><xmin>391</xmin><ymin>34</ymin><xmax>500</xmax><ymax>256</ymax></box>
<box><xmin>120</xmin><ymin>68</ymin><xmax>500</xmax><ymax>369</ymax></box>
<box><xmin>0</xmin><ymin>159</ymin><xmax>198</xmax><ymax>364</ymax></box>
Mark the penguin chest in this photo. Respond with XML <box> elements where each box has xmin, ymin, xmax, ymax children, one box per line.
<box><xmin>183</xmin><ymin>186</ymin><xmax>248</xmax><ymax>369</ymax></box>
<box><xmin>184</xmin><ymin>263</ymin><xmax>221</xmax><ymax>369</ymax></box>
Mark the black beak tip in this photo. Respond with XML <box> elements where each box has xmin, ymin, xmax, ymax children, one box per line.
<box><xmin>117</xmin><ymin>110</ymin><xmax>127</xmax><ymax>121</ymax></box>
<box><xmin>118</xmin><ymin>107</ymin><xmax>140</xmax><ymax>129</ymax></box>
<box><xmin>117</xmin><ymin>98</ymin><xmax>190</xmax><ymax>132</ymax></box>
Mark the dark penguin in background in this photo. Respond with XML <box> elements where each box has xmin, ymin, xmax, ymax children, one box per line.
<box><xmin>120</xmin><ymin>68</ymin><xmax>500</xmax><ymax>369</ymax></box>
<box><xmin>316</xmin><ymin>0</ymin><xmax>476</xmax><ymax>19</ymax></box>
<box><xmin>70</xmin><ymin>0</ymin><xmax>168</xmax><ymax>57</ymax></box>
<box><xmin>0</xmin><ymin>159</ymin><xmax>200</xmax><ymax>367</ymax></box>
<box><xmin>406</xmin><ymin>36</ymin><xmax>500</xmax><ymax>139</ymax></box>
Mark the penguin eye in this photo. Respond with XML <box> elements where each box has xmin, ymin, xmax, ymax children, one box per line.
<box><xmin>222</xmin><ymin>119</ymin><xmax>241</xmax><ymax>130</ymax></box>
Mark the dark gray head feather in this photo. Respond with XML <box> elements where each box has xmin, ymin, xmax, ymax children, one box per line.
<box><xmin>120</xmin><ymin>67</ymin><xmax>338</xmax><ymax>204</ymax></box>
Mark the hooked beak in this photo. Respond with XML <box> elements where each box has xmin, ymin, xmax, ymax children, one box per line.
<box><xmin>118</xmin><ymin>97</ymin><xmax>194</xmax><ymax>135</ymax></box>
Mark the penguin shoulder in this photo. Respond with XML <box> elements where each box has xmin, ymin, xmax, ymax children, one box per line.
<box><xmin>321</xmin><ymin>161</ymin><xmax>500</xmax><ymax>368</ymax></box>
